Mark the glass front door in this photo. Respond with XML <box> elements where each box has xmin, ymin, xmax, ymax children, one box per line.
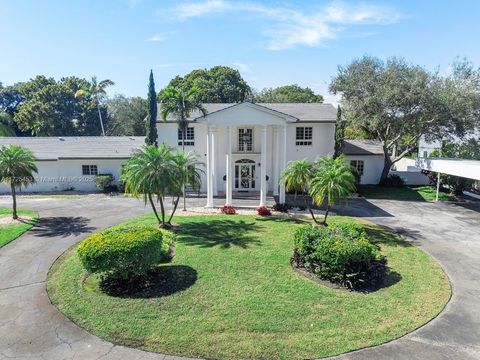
<box><xmin>234</xmin><ymin>160</ymin><xmax>256</xmax><ymax>191</ymax></box>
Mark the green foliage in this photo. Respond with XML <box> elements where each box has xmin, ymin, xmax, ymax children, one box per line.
<box><xmin>251</xmin><ymin>84</ymin><xmax>323</xmax><ymax>103</ymax></box>
<box><xmin>0</xmin><ymin>111</ymin><xmax>15</xmax><ymax>136</ymax></box>
<box><xmin>333</xmin><ymin>105</ymin><xmax>345</xmax><ymax>158</ymax></box>
<box><xmin>146</xmin><ymin>70</ymin><xmax>158</xmax><ymax>146</ymax></box>
<box><xmin>330</xmin><ymin>56</ymin><xmax>480</xmax><ymax>182</ymax></box>
<box><xmin>121</xmin><ymin>144</ymin><xmax>204</xmax><ymax>226</ymax></box>
<box><xmin>106</xmin><ymin>95</ymin><xmax>147</xmax><ymax>136</ymax></box>
<box><xmin>292</xmin><ymin>223</ymin><xmax>386</xmax><ymax>289</ymax></box>
<box><xmin>0</xmin><ymin>145</ymin><xmax>38</xmax><ymax>219</ymax></box>
<box><xmin>0</xmin><ymin>83</ymin><xmax>23</xmax><ymax>117</ymax></box>
<box><xmin>280</xmin><ymin>159</ymin><xmax>313</xmax><ymax>195</ymax></box>
<box><xmin>94</xmin><ymin>174</ymin><xmax>115</xmax><ymax>193</ymax></box>
<box><xmin>12</xmin><ymin>76</ymin><xmax>110</xmax><ymax>136</ymax></box>
<box><xmin>309</xmin><ymin>155</ymin><xmax>356</xmax><ymax>224</ymax></box>
<box><xmin>160</xmin><ymin>66</ymin><xmax>251</xmax><ymax>103</ymax></box>
<box><xmin>77</xmin><ymin>225</ymin><xmax>175</xmax><ymax>280</ymax></box>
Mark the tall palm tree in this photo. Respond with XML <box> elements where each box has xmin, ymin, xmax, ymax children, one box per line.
<box><xmin>168</xmin><ymin>151</ymin><xmax>204</xmax><ymax>221</ymax></box>
<box><xmin>279</xmin><ymin>159</ymin><xmax>316</xmax><ymax>219</ymax></box>
<box><xmin>0</xmin><ymin>145</ymin><xmax>37</xmax><ymax>219</ymax></box>
<box><xmin>158</xmin><ymin>85</ymin><xmax>207</xmax><ymax>210</ymax></box>
<box><xmin>120</xmin><ymin>144</ymin><xmax>174</xmax><ymax>227</ymax></box>
<box><xmin>309</xmin><ymin>155</ymin><xmax>356</xmax><ymax>225</ymax></box>
<box><xmin>75</xmin><ymin>76</ymin><xmax>114</xmax><ymax>136</ymax></box>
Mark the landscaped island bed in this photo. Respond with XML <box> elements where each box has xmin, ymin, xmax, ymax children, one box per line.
<box><xmin>47</xmin><ymin>215</ymin><xmax>450</xmax><ymax>360</ymax></box>
<box><xmin>0</xmin><ymin>207</ymin><xmax>38</xmax><ymax>248</ymax></box>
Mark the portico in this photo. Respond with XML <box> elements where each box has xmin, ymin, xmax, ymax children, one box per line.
<box><xmin>203</xmin><ymin>103</ymin><xmax>294</xmax><ymax>207</ymax></box>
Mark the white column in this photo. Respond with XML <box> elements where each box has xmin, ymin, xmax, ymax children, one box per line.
<box><xmin>205</xmin><ymin>125</ymin><xmax>214</xmax><ymax>208</ymax></box>
<box><xmin>259</xmin><ymin>125</ymin><xmax>268</xmax><ymax>207</ymax></box>
<box><xmin>273</xmin><ymin>126</ymin><xmax>279</xmax><ymax>196</ymax></box>
<box><xmin>436</xmin><ymin>172</ymin><xmax>441</xmax><ymax>202</ymax></box>
<box><xmin>212</xmin><ymin>127</ymin><xmax>218</xmax><ymax>196</ymax></box>
<box><xmin>279</xmin><ymin>125</ymin><xmax>287</xmax><ymax>204</ymax></box>
<box><xmin>225</xmin><ymin>126</ymin><xmax>233</xmax><ymax>205</ymax></box>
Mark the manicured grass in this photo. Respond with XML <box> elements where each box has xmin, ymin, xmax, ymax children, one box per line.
<box><xmin>0</xmin><ymin>207</ymin><xmax>38</xmax><ymax>248</ymax></box>
<box><xmin>47</xmin><ymin>215</ymin><xmax>451</xmax><ymax>360</ymax></box>
<box><xmin>360</xmin><ymin>185</ymin><xmax>457</xmax><ymax>202</ymax></box>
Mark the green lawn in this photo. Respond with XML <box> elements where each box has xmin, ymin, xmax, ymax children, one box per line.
<box><xmin>47</xmin><ymin>215</ymin><xmax>451</xmax><ymax>360</ymax></box>
<box><xmin>360</xmin><ymin>185</ymin><xmax>457</xmax><ymax>202</ymax></box>
<box><xmin>0</xmin><ymin>207</ymin><xmax>38</xmax><ymax>248</ymax></box>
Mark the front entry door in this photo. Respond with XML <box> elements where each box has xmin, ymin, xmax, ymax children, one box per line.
<box><xmin>235</xmin><ymin>160</ymin><xmax>256</xmax><ymax>191</ymax></box>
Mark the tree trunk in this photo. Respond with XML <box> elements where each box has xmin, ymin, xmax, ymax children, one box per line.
<box><xmin>11</xmin><ymin>184</ymin><xmax>17</xmax><ymax>220</ymax></box>
<box><xmin>303</xmin><ymin>192</ymin><xmax>318</xmax><ymax>224</ymax></box>
<box><xmin>148</xmin><ymin>194</ymin><xmax>162</xmax><ymax>225</ymax></box>
<box><xmin>322</xmin><ymin>204</ymin><xmax>330</xmax><ymax>225</ymax></box>
<box><xmin>96</xmin><ymin>100</ymin><xmax>105</xmax><ymax>137</ymax></box>
<box><xmin>379</xmin><ymin>148</ymin><xmax>393</xmax><ymax>184</ymax></box>
<box><xmin>158</xmin><ymin>196</ymin><xmax>166</xmax><ymax>226</ymax></box>
<box><xmin>167</xmin><ymin>195</ymin><xmax>181</xmax><ymax>224</ymax></box>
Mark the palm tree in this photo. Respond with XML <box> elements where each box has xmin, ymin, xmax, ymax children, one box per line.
<box><xmin>309</xmin><ymin>155</ymin><xmax>356</xmax><ymax>225</ymax></box>
<box><xmin>158</xmin><ymin>85</ymin><xmax>207</xmax><ymax>210</ymax></box>
<box><xmin>120</xmin><ymin>144</ymin><xmax>174</xmax><ymax>227</ymax></box>
<box><xmin>75</xmin><ymin>76</ymin><xmax>114</xmax><ymax>136</ymax></box>
<box><xmin>0</xmin><ymin>145</ymin><xmax>37</xmax><ymax>219</ymax></box>
<box><xmin>167</xmin><ymin>151</ymin><xmax>204</xmax><ymax>223</ymax></box>
<box><xmin>279</xmin><ymin>159</ymin><xmax>316</xmax><ymax>219</ymax></box>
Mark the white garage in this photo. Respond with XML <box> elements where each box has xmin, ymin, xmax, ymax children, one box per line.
<box><xmin>0</xmin><ymin>137</ymin><xmax>144</xmax><ymax>194</ymax></box>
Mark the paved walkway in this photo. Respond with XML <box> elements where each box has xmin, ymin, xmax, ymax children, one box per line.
<box><xmin>0</xmin><ymin>196</ymin><xmax>478</xmax><ymax>359</ymax></box>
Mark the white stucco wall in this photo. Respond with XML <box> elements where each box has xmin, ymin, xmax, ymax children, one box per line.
<box><xmin>345</xmin><ymin>155</ymin><xmax>384</xmax><ymax>185</ymax></box>
<box><xmin>0</xmin><ymin>158</ymin><xmax>127</xmax><ymax>194</ymax></box>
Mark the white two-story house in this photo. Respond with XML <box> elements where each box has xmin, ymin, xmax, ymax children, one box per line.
<box><xmin>157</xmin><ymin>102</ymin><xmax>337</xmax><ymax>207</ymax></box>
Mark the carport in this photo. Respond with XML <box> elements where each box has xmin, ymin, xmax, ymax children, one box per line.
<box><xmin>417</xmin><ymin>157</ymin><xmax>480</xmax><ymax>200</ymax></box>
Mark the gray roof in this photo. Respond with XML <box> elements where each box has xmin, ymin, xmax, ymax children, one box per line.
<box><xmin>343</xmin><ymin>140</ymin><xmax>384</xmax><ymax>156</ymax></box>
<box><xmin>157</xmin><ymin>102</ymin><xmax>337</xmax><ymax>122</ymax></box>
<box><xmin>0</xmin><ymin>137</ymin><xmax>145</xmax><ymax>160</ymax></box>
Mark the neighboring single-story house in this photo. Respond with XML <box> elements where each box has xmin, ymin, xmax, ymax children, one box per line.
<box><xmin>0</xmin><ymin>136</ymin><xmax>144</xmax><ymax>193</ymax></box>
<box><xmin>0</xmin><ymin>102</ymin><xmax>415</xmax><ymax>205</ymax></box>
<box><xmin>343</xmin><ymin>139</ymin><xmax>385</xmax><ymax>185</ymax></box>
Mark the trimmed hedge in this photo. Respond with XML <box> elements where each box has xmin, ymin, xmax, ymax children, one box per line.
<box><xmin>292</xmin><ymin>223</ymin><xmax>386</xmax><ymax>289</ymax></box>
<box><xmin>77</xmin><ymin>225</ymin><xmax>175</xmax><ymax>280</ymax></box>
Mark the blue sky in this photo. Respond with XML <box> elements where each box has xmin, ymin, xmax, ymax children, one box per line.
<box><xmin>1</xmin><ymin>0</ymin><xmax>479</xmax><ymax>103</ymax></box>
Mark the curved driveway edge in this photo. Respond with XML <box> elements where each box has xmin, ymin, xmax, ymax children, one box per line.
<box><xmin>0</xmin><ymin>196</ymin><xmax>479</xmax><ymax>360</ymax></box>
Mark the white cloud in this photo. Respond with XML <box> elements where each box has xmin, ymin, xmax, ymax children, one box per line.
<box><xmin>170</xmin><ymin>1</ymin><xmax>402</xmax><ymax>50</ymax></box>
<box><xmin>145</xmin><ymin>32</ymin><xmax>174</xmax><ymax>42</ymax></box>
<box><xmin>232</xmin><ymin>62</ymin><xmax>252</xmax><ymax>73</ymax></box>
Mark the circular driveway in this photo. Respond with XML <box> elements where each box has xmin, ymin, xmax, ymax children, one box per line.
<box><xmin>0</xmin><ymin>196</ymin><xmax>478</xmax><ymax>359</ymax></box>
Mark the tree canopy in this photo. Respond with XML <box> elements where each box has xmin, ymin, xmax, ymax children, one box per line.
<box><xmin>106</xmin><ymin>95</ymin><xmax>147</xmax><ymax>136</ymax></box>
<box><xmin>330</xmin><ymin>56</ymin><xmax>480</xmax><ymax>183</ymax></box>
<box><xmin>158</xmin><ymin>66</ymin><xmax>251</xmax><ymax>103</ymax></box>
<box><xmin>251</xmin><ymin>84</ymin><xmax>324</xmax><ymax>103</ymax></box>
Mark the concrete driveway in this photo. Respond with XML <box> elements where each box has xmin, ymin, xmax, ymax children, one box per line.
<box><xmin>0</xmin><ymin>196</ymin><xmax>478</xmax><ymax>360</ymax></box>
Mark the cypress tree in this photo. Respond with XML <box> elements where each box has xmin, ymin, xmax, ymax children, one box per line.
<box><xmin>146</xmin><ymin>70</ymin><xmax>158</xmax><ymax>147</ymax></box>
<box><xmin>333</xmin><ymin>105</ymin><xmax>345</xmax><ymax>158</ymax></box>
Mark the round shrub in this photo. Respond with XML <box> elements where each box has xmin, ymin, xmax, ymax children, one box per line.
<box><xmin>257</xmin><ymin>206</ymin><xmax>272</xmax><ymax>216</ymax></box>
<box><xmin>77</xmin><ymin>225</ymin><xmax>175</xmax><ymax>280</ymax></box>
<box><xmin>292</xmin><ymin>223</ymin><xmax>386</xmax><ymax>290</ymax></box>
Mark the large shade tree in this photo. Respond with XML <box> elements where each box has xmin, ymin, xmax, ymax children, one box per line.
<box><xmin>160</xmin><ymin>66</ymin><xmax>251</xmax><ymax>103</ymax></box>
<box><xmin>251</xmin><ymin>84</ymin><xmax>324</xmax><ymax>103</ymax></box>
<box><xmin>0</xmin><ymin>145</ymin><xmax>37</xmax><ymax>219</ymax></box>
<box><xmin>75</xmin><ymin>76</ymin><xmax>114</xmax><ymax>136</ymax></box>
<box><xmin>330</xmin><ymin>56</ymin><xmax>480</xmax><ymax>183</ymax></box>
<box><xmin>106</xmin><ymin>95</ymin><xmax>147</xmax><ymax>136</ymax></box>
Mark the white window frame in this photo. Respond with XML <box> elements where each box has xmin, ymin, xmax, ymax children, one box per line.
<box><xmin>350</xmin><ymin>160</ymin><xmax>364</xmax><ymax>176</ymax></box>
<box><xmin>295</xmin><ymin>127</ymin><xmax>313</xmax><ymax>146</ymax></box>
<box><xmin>238</xmin><ymin>127</ymin><xmax>254</xmax><ymax>152</ymax></box>
<box><xmin>82</xmin><ymin>165</ymin><xmax>98</xmax><ymax>175</ymax></box>
<box><xmin>178</xmin><ymin>126</ymin><xmax>195</xmax><ymax>146</ymax></box>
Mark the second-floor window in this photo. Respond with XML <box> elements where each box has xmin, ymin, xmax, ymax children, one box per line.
<box><xmin>238</xmin><ymin>128</ymin><xmax>253</xmax><ymax>152</ymax></box>
<box><xmin>178</xmin><ymin>127</ymin><xmax>195</xmax><ymax>146</ymax></box>
<box><xmin>296</xmin><ymin>127</ymin><xmax>313</xmax><ymax>146</ymax></box>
